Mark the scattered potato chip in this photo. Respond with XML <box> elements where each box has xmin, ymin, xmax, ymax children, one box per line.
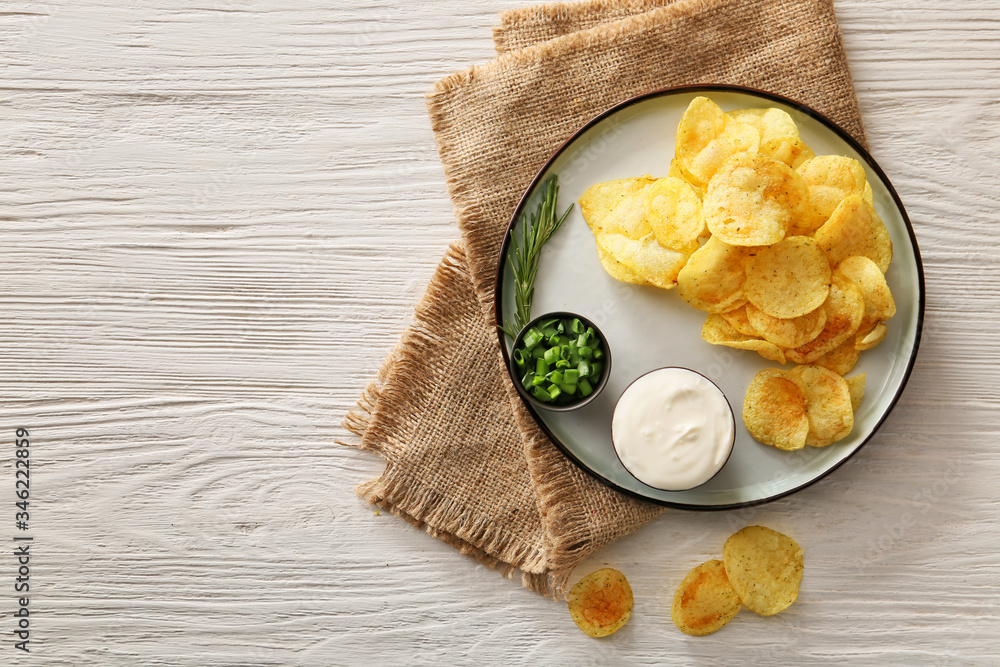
<box><xmin>744</xmin><ymin>236</ymin><xmax>831</xmax><ymax>319</ymax></box>
<box><xmin>567</xmin><ymin>568</ymin><xmax>634</xmax><ymax>638</ymax></box>
<box><xmin>703</xmin><ymin>153</ymin><xmax>809</xmax><ymax>246</ymax></box>
<box><xmin>759</xmin><ymin>137</ymin><xmax>815</xmax><ymax>170</ymax></box>
<box><xmin>743</xmin><ymin>369</ymin><xmax>809</xmax><ymax>450</ymax></box>
<box><xmin>814</xmin><ymin>194</ymin><xmax>893</xmax><ymax>272</ymax></box>
<box><xmin>595</xmin><ymin>243</ymin><xmax>650</xmax><ymax>285</ymax></box>
<box><xmin>723</xmin><ymin>526</ymin><xmax>804</xmax><ymax>617</ymax></box>
<box><xmin>596</xmin><ymin>232</ymin><xmax>691</xmax><ymax>289</ymax></box>
<box><xmin>677</xmin><ymin>97</ymin><xmax>761</xmax><ymax>185</ymax></box>
<box><xmin>726</xmin><ymin>107</ymin><xmax>799</xmax><ymax>143</ymax></box>
<box><xmin>847</xmin><ymin>373</ymin><xmax>866</xmax><ymax>412</ymax></box>
<box><xmin>811</xmin><ymin>338</ymin><xmax>861</xmax><ymax>375</ymax></box>
<box><xmin>671</xmin><ymin>560</ymin><xmax>742</xmax><ymax>636</ymax></box>
<box><xmin>785</xmin><ymin>272</ymin><xmax>864</xmax><ymax>364</ymax></box>
<box><xmin>580</xmin><ymin>177</ymin><xmax>657</xmax><ymax>239</ymax></box>
<box><xmin>796</xmin><ymin>155</ymin><xmax>869</xmax><ymax>232</ymax></box>
<box><xmin>645</xmin><ymin>177</ymin><xmax>705</xmax><ymax>251</ymax></box>
<box><xmin>746</xmin><ymin>302</ymin><xmax>827</xmax><ymax>349</ymax></box>
<box><xmin>721</xmin><ymin>304</ymin><xmax>759</xmax><ymax>337</ymax></box>
<box><xmin>787</xmin><ymin>364</ymin><xmax>854</xmax><ymax>447</ymax></box>
<box><xmin>702</xmin><ymin>314</ymin><xmax>786</xmax><ymax>364</ymax></box>
<box><xmin>856</xmin><ymin>322</ymin><xmax>888</xmax><ymax>351</ymax></box>
<box><xmin>836</xmin><ymin>255</ymin><xmax>896</xmax><ymax>332</ymax></box>
<box><xmin>677</xmin><ymin>237</ymin><xmax>748</xmax><ymax>313</ymax></box>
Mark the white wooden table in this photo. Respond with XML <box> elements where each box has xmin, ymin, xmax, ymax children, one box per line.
<box><xmin>2</xmin><ymin>1</ymin><xmax>998</xmax><ymax>664</ymax></box>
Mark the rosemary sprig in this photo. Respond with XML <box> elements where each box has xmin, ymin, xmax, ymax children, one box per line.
<box><xmin>500</xmin><ymin>175</ymin><xmax>574</xmax><ymax>339</ymax></box>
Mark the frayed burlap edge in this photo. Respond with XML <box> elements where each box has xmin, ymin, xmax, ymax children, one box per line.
<box><xmin>494</xmin><ymin>0</ymin><xmax>677</xmax><ymax>54</ymax></box>
<box><xmin>339</xmin><ymin>243</ymin><xmax>554</xmax><ymax>595</ymax></box>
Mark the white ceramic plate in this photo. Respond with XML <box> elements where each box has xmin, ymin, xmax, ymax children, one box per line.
<box><xmin>496</xmin><ymin>85</ymin><xmax>924</xmax><ymax>510</ymax></box>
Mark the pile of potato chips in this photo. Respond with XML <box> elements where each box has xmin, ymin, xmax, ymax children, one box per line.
<box><xmin>672</xmin><ymin>526</ymin><xmax>804</xmax><ymax>636</ymax></box>
<box><xmin>580</xmin><ymin>96</ymin><xmax>896</xmax><ymax>450</ymax></box>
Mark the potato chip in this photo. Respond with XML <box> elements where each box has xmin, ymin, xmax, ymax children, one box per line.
<box><xmin>742</xmin><ymin>369</ymin><xmax>809</xmax><ymax>451</ymax></box>
<box><xmin>726</xmin><ymin>107</ymin><xmax>799</xmax><ymax>143</ymax></box>
<box><xmin>676</xmin><ymin>97</ymin><xmax>726</xmax><ymax>184</ymax></box>
<box><xmin>759</xmin><ymin>137</ymin><xmax>815</xmax><ymax>170</ymax></box>
<box><xmin>862</xmin><ymin>181</ymin><xmax>874</xmax><ymax>206</ymax></box>
<box><xmin>836</xmin><ymin>255</ymin><xmax>896</xmax><ymax>332</ymax></box>
<box><xmin>595</xmin><ymin>243</ymin><xmax>650</xmax><ymax>285</ymax></box>
<box><xmin>787</xmin><ymin>364</ymin><xmax>854</xmax><ymax>447</ymax></box>
<box><xmin>785</xmin><ymin>272</ymin><xmax>864</xmax><ymax>364</ymax></box>
<box><xmin>671</xmin><ymin>560</ymin><xmax>742</xmax><ymax>636</ymax></box>
<box><xmin>723</xmin><ymin>526</ymin><xmax>803</xmax><ymax>617</ymax></box>
<box><xmin>580</xmin><ymin>177</ymin><xmax>657</xmax><ymax>239</ymax></box>
<box><xmin>856</xmin><ymin>321</ymin><xmax>888</xmax><ymax>351</ymax></box>
<box><xmin>677</xmin><ymin>237</ymin><xmax>747</xmax><ymax>313</ymax></box>
<box><xmin>811</xmin><ymin>338</ymin><xmax>861</xmax><ymax>375</ymax></box>
<box><xmin>567</xmin><ymin>568</ymin><xmax>633</xmax><ymax>638</ymax></box>
<box><xmin>847</xmin><ymin>373</ymin><xmax>866</xmax><ymax>412</ymax></box>
<box><xmin>669</xmin><ymin>158</ymin><xmax>705</xmax><ymax>199</ymax></box>
<box><xmin>596</xmin><ymin>232</ymin><xmax>691</xmax><ymax>289</ymax></box>
<box><xmin>814</xmin><ymin>194</ymin><xmax>893</xmax><ymax>272</ymax></box>
<box><xmin>702</xmin><ymin>314</ymin><xmax>786</xmax><ymax>364</ymax></box>
<box><xmin>668</xmin><ymin>157</ymin><xmax>686</xmax><ymax>180</ymax></box>
<box><xmin>645</xmin><ymin>177</ymin><xmax>705</xmax><ymax>251</ymax></box>
<box><xmin>703</xmin><ymin>152</ymin><xmax>809</xmax><ymax>246</ymax></box>
<box><xmin>796</xmin><ymin>155</ymin><xmax>869</xmax><ymax>231</ymax></box>
<box><xmin>721</xmin><ymin>304</ymin><xmax>758</xmax><ymax>337</ymax></box>
<box><xmin>677</xmin><ymin>97</ymin><xmax>760</xmax><ymax>185</ymax></box>
<box><xmin>745</xmin><ymin>303</ymin><xmax>827</xmax><ymax>349</ymax></box>
<box><xmin>744</xmin><ymin>236</ymin><xmax>831</xmax><ymax>319</ymax></box>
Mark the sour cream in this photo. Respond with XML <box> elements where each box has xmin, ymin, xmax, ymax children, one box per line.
<box><xmin>612</xmin><ymin>368</ymin><xmax>735</xmax><ymax>491</ymax></box>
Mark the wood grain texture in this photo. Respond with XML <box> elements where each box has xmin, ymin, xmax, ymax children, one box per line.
<box><xmin>0</xmin><ymin>0</ymin><xmax>997</xmax><ymax>664</ymax></box>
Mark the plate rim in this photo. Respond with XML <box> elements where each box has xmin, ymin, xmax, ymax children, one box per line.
<box><xmin>493</xmin><ymin>83</ymin><xmax>925</xmax><ymax>511</ymax></box>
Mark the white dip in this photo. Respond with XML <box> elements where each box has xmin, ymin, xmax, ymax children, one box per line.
<box><xmin>612</xmin><ymin>368</ymin><xmax>734</xmax><ymax>491</ymax></box>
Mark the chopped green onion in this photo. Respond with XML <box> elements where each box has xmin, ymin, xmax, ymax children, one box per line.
<box><xmin>578</xmin><ymin>345</ymin><xmax>593</xmax><ymax>358</ymax></box>
<box><xmin>536</xmin><ymin>359</ymin><xmax>549</xmax><ymax>376</ymax></box>
<box><xmin>543</xmin><ymin>347</ymin><xmax>560</xmax><ymax>365</ymax></box>
<box><xmin>523</xmin><ymin>327</ymin><xmax>544</xmax><ymax>351</ymax></box>
<box><xmin>547</xmin><ymin>384</ymin><xmax>562</xmax><ymax>400</ymax></box>
<box><xmin>548</xmin><ymin>370</ymin><xmax>564</xmax><ymax>385</ymax></box>
<box><xmin>555</xmin><ymin>359</ymin><xmax>571</xmax><ymax>370</ymax></box>
<box><xmin>558</xmin><ymin>382</ymin><xmax>577</xmax><ymax>395</ymax></box>
<box><xmin>521</xmin><ymin>372</ymin><xmax>533</xmax><ymax>390</ymax></box>
<box><xmin>532</xmin><ymin>386</ymin><xmax>551</xmax><ymax>401</ymax></box>
<box><xmin>563</xmin><ymin>369</ymin><xmax>580</xmax><ymax>384</ymax></box>
<box><xmin>578</xmin><ymin>378</ymin><xmax>594</xmax><ymax>397</ymax></box>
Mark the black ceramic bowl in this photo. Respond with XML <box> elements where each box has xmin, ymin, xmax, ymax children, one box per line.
<box><xmin>507</xmin><ymin>311</ymin><xmax>611</xmax><ymax>412</ymax></box>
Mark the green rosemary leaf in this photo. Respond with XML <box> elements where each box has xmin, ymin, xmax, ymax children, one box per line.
<box><xmin>500</xmin><ymin>175</ymin><xmax>573</xmax><ymax>340</ymax></box>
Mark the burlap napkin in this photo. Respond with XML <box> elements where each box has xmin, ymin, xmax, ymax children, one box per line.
<box><xmin>342</xmin><ymin>0</ymin><xmax>866</xmax><ymax>597</ymax></box>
